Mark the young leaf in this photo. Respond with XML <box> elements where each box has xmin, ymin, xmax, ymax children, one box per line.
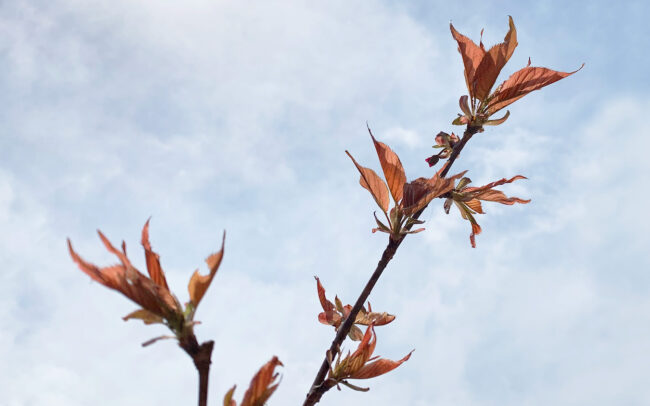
<box><xmin>188</xmin><ymin>231</ymin><xmax>226</xmax><ymax>308</ymax></box>
<box><xmin>450</xmin><ymin>22</ymin><xmax>486</xmax><ymax>100</ymax></box>
<box><xmin>487</xmin><ymin>64</ymin><xmax>584</xmax><ymax>115</ymax></box>
<box><xmin>369</xmin><ymin>129</ymin><xmax>406</xmax><ymax>204</ymax></box>
<box><xmin>239</xmin><ymin>356</ymin><xmax>283</xmax><ymax>406</ymax></box>
<box><xmin>346</xmin><ymin>151</ymin><xmax>390</xmax><ymax>213</ymax></box>
<box><xmin>351</xmin><ymin>351</ymin><xmax>414</xmax><ymax>379</ymax></box>
<box><xmin>141</xmin><ymin>219</ymin><xmax>169</xmax><ymax>290</ymax></box>
<box><xmin>122</xmin><ymin>309</ymin><xmax>165</xmax><ymax>325</ymax></box>
<box><xmin>473</xmin><ymin>16</ymin><xmax>518</xmax><ymax>100</ymax></box>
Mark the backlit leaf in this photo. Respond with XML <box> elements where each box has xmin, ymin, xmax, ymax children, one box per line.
<box><xmin>240</xmin><ymin>356</ymin><xmax>283</xmax><ymax>406</ymax></box>
<box><xmin>370</xmin><ymin>130</ymin><xmax>406</xmax><ymax>204</ymax></box>
<box><xmin>351</xmin><ymin>350</ymin><xmax>414</xmax><ymax>380</ymax></box>
<box><xmin>346</xmin><ymin>151</ymin><xmax>390</xmax><ymax>213</ymax></box>
<box><xmin>188</xmin><ymin>231</ymin><xmax>225</xmax><ymax>308</ymax></box>
<box><xmin>488</xmin><ymin>64</ymin><xmax>584</xmax><ymax>115</ymax></box>
<box><xmin>473</xmin><ymin>16</ymin><xmax>518</xmax><ymax>100</ymax></box>
<box><xmin>141</xmin><ymin>219</ymin><xmax>169</xmax><ymax>290</ymax></box>
<box><xmin>450</xmin><ymin>22</ymin><xmax>486</xmax><ymax>99</ymax></box>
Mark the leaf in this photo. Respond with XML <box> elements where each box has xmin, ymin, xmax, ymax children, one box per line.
<box><xmin>473</xmin><ymin>16</ymin><xmax>518</xmax><ymax>100</ymax></box>
<box><xmin>188</xmin><ymin>231</ymin><xmax>226</xmax><ymax>308</ymax></box>
<box><xmin>223</xmin><ymin>386</ymin><xmax>237</xmax><ymax>406</ymax></box>
<box><xmin>68</xmin><ymin>238</ymin><xmax>181</xmax><ymax>318</ymax></box>
<box><xmin>122</xmin><ymin>309</ymin><xmax>165</xmax><ymax>325</ymax></box>
<box><xmin>402</xmin><ymin>170</ymin><xmax>467</xmax><ymax>215</ymax></box>
<box><xmin>355</xmin><ymin>311</ymin><xmax>395</xmax><ymax>326</ymax></box>
<box><xmin>351</xmin><ymin>350</ymin><xmax>414</xmax><ymax>380</ymax></box>
<box><xmin>464</xmin><ymin>175</ymin><xmax>531</xmax><ymax>205</ymax></box>
<box><xmin>369</xmin><ymin>129</ymin><xmax>406</xmax><ymax>204</ymax></box>
<box><xmin>315</xmin><ymin>276</ymin><xmax>335</xmax><ymax>313</ymax></box>
<box><xmin>450</xmin><ymin>22</ymin><xmax>486</xmax><ymax>99</ymax></box>
<box><xmin>318</xmin><ymin>310</ymin><xmax>342</xmax><ymax>327</ymax></box>
<box><xmin>470</xmin><ymin>221</ymin><xmax>482</xmax><ymax>248</ymax></box>
<box><xmin>346</xmin><ymin>151</ymin><xmax>390</xmax><ymax>213</ymax></box>
<box><xmin>464</xmin><ymin>198</ymin><xmax>484</xmax><ymax>214</ymax></box>
<box><xmin>483</xmin><ymin>110</ymin><xmax>510</xmax><ymax>126</ymax></box>
<box><xmin>141</xmin><ymin>218</ymin><xmax>169</xmax><ymax>290</ymax></box>
<box><xmin>240</xmin><ymin>356</ymin><xmax>283</xmax><ymax>406</ymax></box>
<box><xmin>348</xmin><ymin>325</ymin><xmax>364</xmax><ymax>341</ymax></box>
<box><xmin>459</xmin><ymin>95</ymin><xmax>472</xmax><ymax>117</ymax></box>
<box><xmin>487</xmin><ymin>64</ymin><xmax>584</xmax><ymax>115</ymax></box>
<box><xmin>141</xmin><ymin>335</ymin><xmax>175</xmax><ymax>347</ymax></box>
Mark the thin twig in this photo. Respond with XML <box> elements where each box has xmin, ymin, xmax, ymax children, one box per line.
<box><xmin>302</xmin><ymin>125</ymin><xmax>481</xmax><ymax>406</ymax></box>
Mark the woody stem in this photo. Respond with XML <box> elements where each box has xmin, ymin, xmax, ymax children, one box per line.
<box><xmin>302</xmin><ymin>125</ymin><xmax>480</xmax><ymax>405</ymax></box>
<box><xmin>180</xmin><ymin>335</ymin><xmax>215</xmax><ymax>406</ymax></box>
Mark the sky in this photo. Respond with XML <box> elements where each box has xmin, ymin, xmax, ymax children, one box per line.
<box><xmin>1</xmin><ymin>0</ymin><xmax>649</xmax><ymax>405</ymax></box>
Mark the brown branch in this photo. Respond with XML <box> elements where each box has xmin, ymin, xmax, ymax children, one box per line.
<box><xmin>180</xmin><ymin>334</ymin><xmax>215</xmax><ymax>406</ymax></box>
<box><xmin>302</xmin><ymin>125</ymin><xmax>481</xmax><ymax>406</ymax></box>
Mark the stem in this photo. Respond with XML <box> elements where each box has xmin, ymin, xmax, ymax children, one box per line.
<box><xmin>180</xmin><ymin>334</ymin><xmax>215</xmax><ymax>406</ymax></box>
<box><xmin>302</xmin><ymin>125</ymin><xmax>481</xmax><ymax>406</ymax></box>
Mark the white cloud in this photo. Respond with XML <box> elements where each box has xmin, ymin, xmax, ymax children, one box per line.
<box><xmin>1</xmin><ymin>1</ymin><xmax>648</xmax><ymax>406</ymax></box>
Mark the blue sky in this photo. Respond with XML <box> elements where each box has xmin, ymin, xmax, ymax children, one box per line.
<box><xmin>1</xmin><ymin>1</ymin><xmax>649</xmax><ymax>405</ymax></box>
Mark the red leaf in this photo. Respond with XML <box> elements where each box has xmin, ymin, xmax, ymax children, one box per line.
<box><xmin>346</xmin><ymin>151</ymin><xmax>390</xmax><ymax>213</ymax></box>
<box><xmin>68</xmin><ymin>237</ymin><xmax>181</xmax><ymax>318</ymax></box>
<box><xmin>141</xmin><ymin>219</ymin><xmax>169</xmax><ymax>290</ymax></box>
<box><xmin>450</xmin><ymin>22</ymin><xmax>486</xmax><ymax>100</ymax></box>
<box><xmin>351</xmin><ymin>350</ymin><xmax>414</xmax><ymax>380</ymax></box>
<box><xmin>488</xmin><ymin>64</ymin><xmax>584</xmax><ymax>115</ymax></box>
<box><xmin>473</xmin><ymin>16</ymin><xmax>518</xmax><ymax>100</ymax></box>
<box><xmin>370</xmin><ymin>129</ymin><xmax>406</xmax><ymax>205</ymax></box>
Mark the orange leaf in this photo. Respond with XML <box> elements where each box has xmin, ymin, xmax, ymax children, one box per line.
<box><xmin>464</xmin><ymin>175</ymin><xmax>531</xmax><ymax>205</ymax></box>
<box><xmin>346</xmin><ymin>151</ymin><xmax>390</xmax><ymax>213</ymax></box>
<box><xmin>369</xmin><ymin>130</ymin><xmax>406</xmax><ymax>204</ymax></box>
<box><xmin>465</xmin><ymin>198</ymin><xmax>484</xmax><ymax>214</ymax></box>
<box><xmin>315</xmin><ymin>276</ymin><xmax>335</xmax><ymax>313</ymax></box>
<box><xmin>240</xmin><ymin>356</ymin><xmax>283</xmax><ymax>406</ymax></box>
<box><xmin>450</xmin><ymin>21</ymin><xmax>486</xmax><ymax>100</ymax></box>
<box><xmin>473</xmin><ymin>16</ymin><xmax>518</xmax><ymax>100</ymax></box>
<box><xmin>68</xmin><ymin>237</ymin><xmax>181</xmax><ymax>317</ymax></box>
<box><xmin>351</xmin><ymin>350</ymin><xmax>414</xmax><ymax>380</ymax></box>
<box><xmin>188</xmin><ymin>231</ymin><xmax>226</xmax><ymax>308</ymax></box>
<box><xmin>488</xmin><ymin>64</ymin><xmax>584</xmax><ymax>115</ymax></box>
<box><xmin>141</xmin><ymin>219</ymin><xmax>169</xmax><ymax>290</ymax></box>
<box><xmin>354</xmin><ymin>311</ymin><xmax>396</xmax><ymax>326</ymax></box>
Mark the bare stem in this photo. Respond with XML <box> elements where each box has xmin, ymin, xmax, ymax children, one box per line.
<box><xmin>302</xmin><ymin>125</ymin><xmax>480</xmax><ymax>406</ymax></box>
<box><xmin>180</xmin><ymin>334</ymin><xmax>215</xmax><ymax>406</ymax></box>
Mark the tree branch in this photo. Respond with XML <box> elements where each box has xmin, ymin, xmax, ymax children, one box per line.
<box><xmin>180</xmin><ymin>334</ymin><xmax>215</xmax><ymax>406</ymax></box>
<box><xmin>302</xmin><ymin>125</ymin><xmax>481</xmax><ymax>406</ymax></box>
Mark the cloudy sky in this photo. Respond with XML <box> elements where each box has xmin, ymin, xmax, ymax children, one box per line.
<box><xmin>1</xmin><ymin>0</ymin><xmax>648</xmax><ymax>405</ymax></box>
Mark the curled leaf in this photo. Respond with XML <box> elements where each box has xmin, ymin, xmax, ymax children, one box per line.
<box><xmin>483</xmin><ymin>110</ymin><xmax>510</xmax><ymax>126</ymax></box>
<box><xmin>122</xmin><ymin>309</ymin><xmax>165</xmax><ymax>325</ymax></box>
<box><xmin>188</xmin><ymin>231</ymin><xmax>226</xmax><ymax>308</ymax></box>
